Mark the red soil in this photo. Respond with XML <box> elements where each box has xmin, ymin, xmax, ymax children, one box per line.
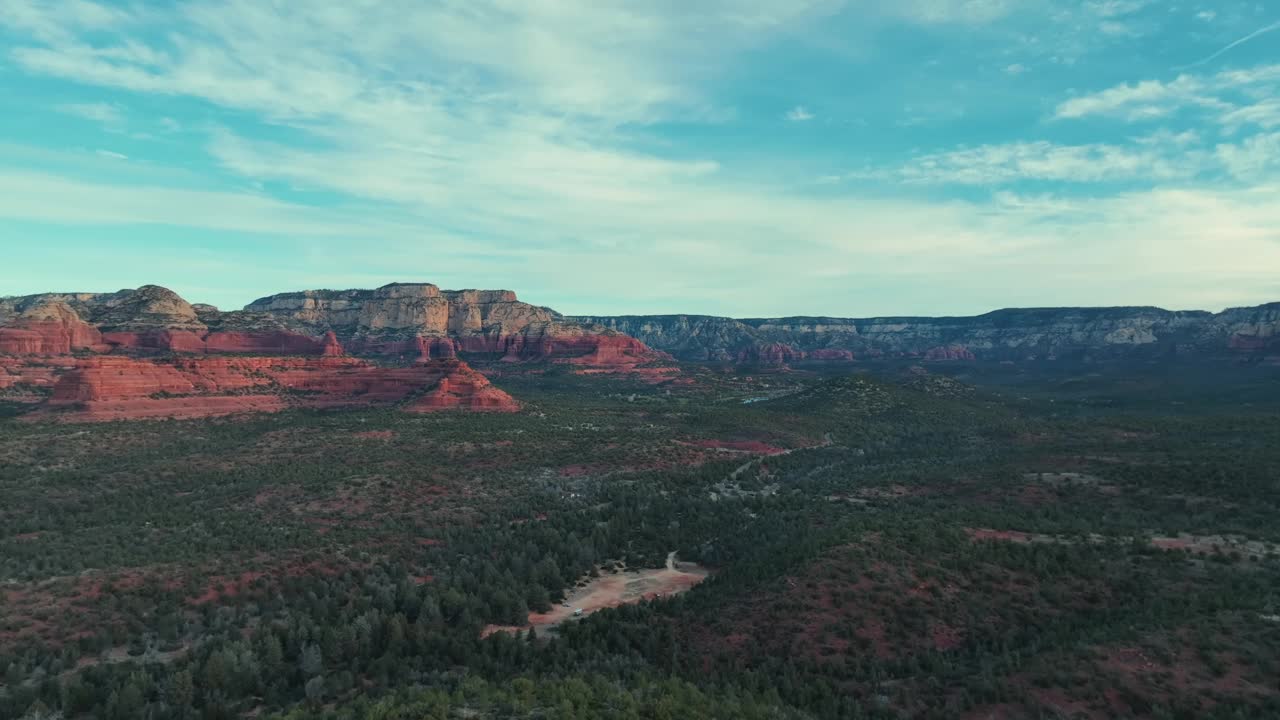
<box><xmin>687</xmin><ymin>439</ymin><xmax>788</xmax><ymax>455</ymax></box>
<box><xmin>353</xmin><ymin>430</ymin><xmax>396</xmax><ymax>440</ymax></box>
<box><xmin>966</xmin><ymin>528</ymin><xmax>1036</xmax><ymax>543</ymax></box>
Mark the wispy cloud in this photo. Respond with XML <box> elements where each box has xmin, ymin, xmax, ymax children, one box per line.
<box><xmin>57</xmin><ymin>102</ymin><xmax>124</xmax><ymax>125</ymax></box>
<box><xmin>2</xmin><ymin>0</ymin><xmax>1279</xmax><ymax>314</ymax></box>
<box><xmin>786</xmin><ymin>105</ymin><xmax>815</xmax><ymax>121</ymax></box>
<box><xmin>874</xmin><ymin>140</ymin><xmax>1205</xmax><ymax>184</ymax></box>
<box><xmin>0</xmin><ymin>169</ymin><xmax>426</xmax><ymax>239</ymax></box>
<box><xmin>1053</xmin><ymin>64</ymin><xmax>1280</xmax><ymax>125</ymax></box>
<box><xmin>94</xmin><ymin>149</ymin><xmax>128</xmax><ymax>160</ymax></box>
<box><xmin>1085</xmin><ymin>0</ymin><xmax>1153</xmax><ymax>18</ymax></box>
<box><xmin>1216</xmin><ymin>133</ymin><xmax>1280</xmax><ymax>179</ymax></box>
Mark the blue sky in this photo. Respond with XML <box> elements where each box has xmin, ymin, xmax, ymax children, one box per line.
<box><xmin>1</xmin><ymin>0</ymin><xmax>1278</xmax><ymax>317</ymax></box>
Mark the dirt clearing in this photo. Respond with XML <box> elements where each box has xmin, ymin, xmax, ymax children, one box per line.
<box><xmin>483</xmin><ymin>552</ymin><xmax>709</xmax><ymax>638</ymax></box>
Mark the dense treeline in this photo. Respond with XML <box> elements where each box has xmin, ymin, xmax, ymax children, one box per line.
<box><xmin>2</xmin><ymin>361</ymin><xmax>1279</xmax><ymax>718</ymax></box>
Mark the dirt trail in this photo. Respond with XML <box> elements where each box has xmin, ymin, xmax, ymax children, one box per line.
<box><xmin>482</xmin><ymin>552</ymin><xmax>708</xmax><ymax>639</ymax></box>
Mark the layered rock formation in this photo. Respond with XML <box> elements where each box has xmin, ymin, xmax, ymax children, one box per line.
<box><xmin>0</xmin><ymin>285</ymin><xmax>329</xmax><ymax>356</ymax></box>
<box><xmin>0</xmin><ymin>284</ymin><xmax>535</xmax><ymax>420</ymax></box>
<box><xmin>38</xmin><ymin>356</ymin><xmax>518</xmax><ymax>422</ymax></box>
<box><xmin>575</xmin><ymin>303</ymin><xmax>1280</xmax><ymax>366</ymax></box>
<box><xmin>243</xmin><ymin>283</ymin><xmax>662</xmax><ymax>367</ymax></box>
<box><xmin>1</xmin><ymin>282</ymin><xmax>664</xmax><ymax>367</ymax></box>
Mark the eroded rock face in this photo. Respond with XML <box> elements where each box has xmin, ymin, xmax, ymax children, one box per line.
<box><xmin>924</xmin><ymin>345</ymin><xmax>978</xmax><ymax>361</ymax></box>
<box><xmin>406</xmin><ymin>372</ymin><xmax>521</xmax><ymax>413</ymax></box>
<box><xmin>0</xmin><ymin>302</ymin><xmax>106</xmax><ymax>355</ymax></box>
<box><xmin>0</xmin><ymin>357</ymin><xmax>66</xmax><ymax>398</ymax></box>
<box><xmin>1213</xmin><ymin>303</ymin><xmax>1280</xmax><ymax>354</ymax></box>
<box><xmin>39</xmin><ymin>356</ymin><xmax>518</xmax><ymax>422</ymax></box>
<box><xmin>575</xmin><ymin>304</ymin><xmax>1280</xmax><ymax>364</ymax></box>
<box><xmin>736</xmin><ymin>342</ymin><xmax>802</xmax><ymax>367</ymax></box>
<box><xmin>244</xmin><ymin>283</ymin><xmax>663</xmax><ymax>368</ymax></box>
<box><xmin>0</xmin><ymin>284</ymin><xmax>535</xmax><ymax>420</ymax></box>
<box><xmin>245</xmin><ymin>284</ymin><xmax>547</xmax><ymax>335</ymax></box>
<box><xmin>2</xmin><ymin>283</ymin><xmax>664</xmax><ymax>370</ymax></box>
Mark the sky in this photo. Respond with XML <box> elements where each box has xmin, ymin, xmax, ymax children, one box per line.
<box><xmin>1</xmin><ymin>0</ymin><xmax>1278</xmax><ymax>317</ymax></box>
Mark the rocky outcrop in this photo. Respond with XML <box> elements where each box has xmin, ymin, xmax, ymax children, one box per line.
<box><xmin>243</xmin><ymin>283</ymin><xmax>664</xmax><ymax>368</ymax></box>
<box><xmin>0</xmin><ymin>287</ymin><xmax>334</xmax><ymax>356</ymax></box>
<box><xmin>0</xmin><ymin>302</ymin><xmax>107</xmax><ymax>355</ymax></box>
<box><xmin>2</xmin><ymin>283</ymin><xmax>664</xmax><ymax>370</ymax></box>
<box><xmin>575</xmin><ymin>304</ymin><xmax>1280</xmax><ymax>364</ymax></box>
<box><xmin>924</xmin><ymin>345</ymin><xmax>977</xmax><ymax>362</ymax></box>
<box><xmin>1211</xmin><ymin>303</ymin><xmax>1280</xmax><ymax>354</ymax></box>
<box><xmin>407</xmin><ymin>372</ymin><xmax>521</xmax><ymax>413</ymax></box>
<box><xmin>568</xmin><ymin>315</ymin><xmax>759</xmax><ymax>363</ymax></box>
<box><xmin>0</xmin><ymin>357</ymin><xmax>66</xmax><ymax>398</ymax></box>
<box><xmin>736</xmin><ymin>342</ymin><xmax>802</xmax><ymax>367</ymax></box>
<box><xmin>38</xmin><ymin>356</ymin><xmax>518</xmax><ymax>422</ymax></box>
<box><xmin>1</xmin><ymin>285</ymin><xmax>537</xmax><ymax>420</ymax></box>
<box><xmin>86</xmin><ymin>285</ymin><xmax>206</xmax><ymax>332</ymax></box>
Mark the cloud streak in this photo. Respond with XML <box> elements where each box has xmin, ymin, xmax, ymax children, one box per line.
<box><xmin>1176</xmin><ymin>19</ymin><xmax>1280</xmax><ymax>70</ymax></box>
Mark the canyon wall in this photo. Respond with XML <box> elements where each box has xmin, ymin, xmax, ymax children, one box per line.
<box><xmin>243</xmin><ymin>283</ymin><xmax>662</xmax><ymax>367</ymax></box>
<box><xmin>1</xmin><ymin>282</ymin><xmax>664</xmax><ymax>366</ymax></box>
<box><xmin>574</xmin><ymin>303</ymin><xmax>1280</xmax><ymax>365</ymax></box>
<box><xmin>0</xmin><ymin>285</ymin><xmax>539</xmax><ymax>420</ymax></box>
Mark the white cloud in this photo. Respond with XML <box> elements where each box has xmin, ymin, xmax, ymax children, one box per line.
<box><xmin>7</xmin><ymin>1</ymin><xmax>850</xmax><ymax>127</ymax></box>
<box><xmin>1133</xmin><ymin>129</ymin><xmax>1200</xmax><ymax>146</ymax></box>
<box><xmin>787</xmin><ymin>105</ymin><xmax>815</xmax><ymax>121</ymax></box>
<box><xmin>1054</xmin><ymin>75</ymin><xmax>1209</xmax><ymax>121</ymax></box>
<box><xmin>2</xmin><ymin>0</ymin><xmax>1279</xmax><ymax>314</ymax></box>
<box><xmin>1004</xmin><ymin>63</ymin><xmax>1028</xmax><ymax>75</ymax></box>
<box><xmin>5</xmin><ymin>164</ymin><xmax>1276</xmax><ymax>315</ymax></box>
<box><xmin>0</xmin><ymin>170</ymin><xmax>427</xmax><ymax>239</ymax></box>
<box><xmin>1220</xmin><ymin>100</ymin><xmax>1280</xmax><ymax>131</ymax></box>
<box><xmin>1085</xmin><ymin>0</ymin><xmax>1152</xmax><ymax>18</ymax></box>
<box><xmin>1053</xmin><ymin>64</ymin><xmax>1280</xmax><ymax>127</ymax></box>
<box><xmin>889</xmin><ymin>0</ymin><xmax>1016</xmax><ymax>25</ymax></box>
<box><xmin>887</xmin><ymin>140</ymin><xmax>1203</xmax><ymax>184</ymax></box>
<box><xmin>3</xmin><ymin>0</ymin><xmax>135</xmax><ymax>43</ymax></box>
<box><xmin>94</xmin><ymin>149</ymin><xmax>128</xmax><ymax>160</ymax></box>
<box><xmin>1098</xmin><ymin>21</ymin><xmax>1138</xmax><ymax>37</ymax></box>
<box><xmin>1217</xmin><ymin>133</ymin><xmax>1280</xmax><ymax>179</ymax></box>
<box><xmin>57</xmin><ymin>102</ymin><xmax>124</xmax><ymax>125</ymax></box>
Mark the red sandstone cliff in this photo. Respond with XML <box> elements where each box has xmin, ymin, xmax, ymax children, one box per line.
<box><xmin>2</xmin><ymin>283</ymin><xmax>666</xmax><ymax>371</ymax></box>
<box><xmin>0</xmin><ymin>281</ymin><xmax>678</xmax><ymax>421</ymax></box>
<box><xmin>242</xmin><ymin>283</ymin><xmax>666</xmax><ymax>369</ymax></box>
<box><xmin>38</xmin><ymin>356</ymin><xmax>518</xmax><ymax>422</ymax></box>
<box><xmin>0</xmin><ymin>286</ymin><xmax>533</xmax><ymax>421</ymax></box>
<box><xmin>0</xmin><ymin>302</ymin><xmax>108</xmax><ymax>355</ymax></box>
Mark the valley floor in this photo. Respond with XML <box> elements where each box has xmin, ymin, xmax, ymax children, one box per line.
<box><xmin>2</xmin><ymin>358</ymin><xmax>1279</xmax><ymax>719</ymax></box>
